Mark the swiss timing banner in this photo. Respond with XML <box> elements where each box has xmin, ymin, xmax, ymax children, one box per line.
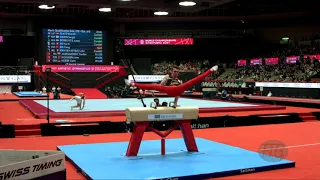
<box><xmin>0</xmin><ymin>150</ymin><xmax>65</xmax><ymax>180</ymax></box>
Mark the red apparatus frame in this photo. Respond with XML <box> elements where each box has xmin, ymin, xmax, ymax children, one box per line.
<box><xmin>125</xmin><ymin>120</ymin><xmax>198</xmax><ymax>156</ymax></box>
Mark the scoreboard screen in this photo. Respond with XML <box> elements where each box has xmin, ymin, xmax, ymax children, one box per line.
<box><xmin>43</xmin><ymin>29</ymin><xmax>105</xmax><ymax>65</ymax></box>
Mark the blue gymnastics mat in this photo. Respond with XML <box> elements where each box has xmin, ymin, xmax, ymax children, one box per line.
<box><xmin>57</xmin><ymin>138</ymin><xmax>295</xmax><ymax>180</ymax></box>
<box><xmin>34</xmin><ymin>97</ymin><xmax>258</xmax><ymax>112</ymax></box>
<box><xmin>13</xmin><ymin>91</ymin><xmax>48</xmax><ymax>97</ymax></box>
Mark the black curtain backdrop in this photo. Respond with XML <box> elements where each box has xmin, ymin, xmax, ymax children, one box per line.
<box><xmin>132</xmin><ymin>58</ymin><xmax>151</xmax><ymax>75</ymax></box>
<box><xmin>0</xmin><ymin>36</ymin><xmax>35</xmax><ymax>66</ymax></box>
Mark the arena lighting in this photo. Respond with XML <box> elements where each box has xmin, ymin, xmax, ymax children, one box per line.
<box><xmin>99</xmin><ymin>7</ymin><xmax>111</xmax><ymax>12</ymax></box>
<box><xmin>154</xmin><ymin>11</ymin><xmax>169</xmax><ymax>16</ymax></box>
<box><xmin>179</xmin><ymin>1</ymin><xmax>196</xmax><ymax>6</ymax></box>
<box><xmin>38</xmin><ymin>4</ymin><xmax>55</xmax><ymax>9</ymax></box>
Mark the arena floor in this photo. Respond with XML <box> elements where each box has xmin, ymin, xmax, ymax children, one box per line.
<box><xmin>0</xmin><ymin>101</ymin><xmax>318</xmax><ymax>126</ymax></box>
<box><xmin>0</xmin><ymin>93</ymin><xmax>320</xmax><ymax>179</ymax></box>
<box><xmin>1</xmin><ymin>122</ymin><xmax>320</xmax><ymax>179</ymax></box>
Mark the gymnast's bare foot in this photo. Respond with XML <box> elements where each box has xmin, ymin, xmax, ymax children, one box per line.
<box><xmin>210</xmin><ymin>65</ymin><xmax>218</xmax><ymax>72</ymax></box>
<box><xmin>124</xmin><ymin>79</ymin><xmax>133</xmax><ymax>86</ymax></box>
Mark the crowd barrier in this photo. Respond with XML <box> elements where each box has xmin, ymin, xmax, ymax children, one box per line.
<box><xmin>200</xmin><ymin>81</ymin><xmax>320</xmax><ymax>98</ymax></box>
<box><xmin>256</xmin><ymin>82</ymin><xmax>320</xmax><ymax>98</ymax></box>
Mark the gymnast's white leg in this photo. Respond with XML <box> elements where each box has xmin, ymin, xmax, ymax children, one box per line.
<box><xmin>71</xmin><ymin>101</ymin><xmax>81</xmax><ymax>110</ymax></box>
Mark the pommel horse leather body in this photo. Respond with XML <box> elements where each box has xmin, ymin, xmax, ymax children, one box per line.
<box><xmin>125</xmin><ymin>106</ymin><xmax>199</xmax><ymax>157</ymax></box>
<box><xmin>125</xmin><ymin>106</ymin><xmax>199</xmax><ymax>122</ymax></box>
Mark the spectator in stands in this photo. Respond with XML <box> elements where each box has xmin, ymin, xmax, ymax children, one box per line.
<box><xmin>148</xmin><ymin>38</ymin><xmax>320</xmax><ymax>94</ymax></box>
<box><xmin>52</xmin><ymin>86</ymin><xmax>57</xmax><ymax>99</ymax></box>
<box><xmin>221</xmin><ymin>89</ymin><xmax>227</xmax><ymax>99</ymax></box>
<box><xmin>42</xmin><ymin>86</ymin><xmax>46</xmax><ymax>93</ymax></box>
<box><xmin>54</xmin><ymin>86</ymin><xmax>61</xmax><ymax>99</ymax></box>
<box><xmin>18</xmin><ymin>85</ymin><xmax>23</xmax><ymax>92</ymax></box>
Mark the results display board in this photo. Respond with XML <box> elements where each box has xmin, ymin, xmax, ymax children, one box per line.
<box><xmin>43</xmin><ymin>29</ymin><xmax>105</xmax><ymax>65</ymax></box>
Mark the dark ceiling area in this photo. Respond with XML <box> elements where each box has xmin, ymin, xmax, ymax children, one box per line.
<box><xmin>0</xmin><ymin>0</ymin><xmax>319</xmax><ymax>22</ymax></box>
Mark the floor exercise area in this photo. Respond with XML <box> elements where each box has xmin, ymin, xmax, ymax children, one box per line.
<box><xmin>19</xmin><ymin>97</ymin><xmax>286</xmax><ymax>118</ymax></box>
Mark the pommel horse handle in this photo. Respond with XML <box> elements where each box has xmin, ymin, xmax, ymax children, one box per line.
<box><xmin>125</xmin><ymin>106</ymin><xmax>199</xmax><ymax>157</ymax></box>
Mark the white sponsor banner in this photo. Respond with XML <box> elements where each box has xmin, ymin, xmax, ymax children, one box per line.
<box><xmin>255</xmin><ymin>82</ymin><xmax>320</xmax><ymax>89</ymax></box>
<box><xmin>128</xmin><ymin>75</ymin><xmax>165</xmax><ymax>83</ymax></box>
<box><xmin>0</xmin><ymin>75</ymin><xmax>31</xmax><ymax>83</ymax></box>
<box><xmin>0</xmin><ymin>86</ymin><xmax>11</xmax><ymax>93</ymax></box>
<box><xmin>0</xmin><ymin>150</ymin><xmax>65</xmax><ymax>180</ymax></box>
<box><xmin>148</xmin><ymin>113</ymin><xmax>183</xmax><ymax>120</ymax></box>
<box><xmin>202</xmin><ymin>88</ymin><xmax>217</xmax><ymax>92</ymax></box>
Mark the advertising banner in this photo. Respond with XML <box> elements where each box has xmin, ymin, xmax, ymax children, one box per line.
<box><xmin>128</xmin><ymin>75</ymin><xmax>165</xmax><ymax>83</ymax></box>
<box><xmin>124</xmin><ymin>38</ymin><xmax>194</xmax><ymax>45</ymax></box>
<box><xmin>0</xmin><ymin>75</ymin><xmax>31</xmax><ymax>83</ymax></box>
<box><xmin>0</xmin><ymin>150</ymin><xmax>65</xmax><ymax>180</ymax></box>
<box><xmin>42</xmin><ymin>65</ymin><xmax>120</xmax><ymax>73</ymax></box>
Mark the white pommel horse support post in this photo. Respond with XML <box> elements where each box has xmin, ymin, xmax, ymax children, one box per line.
<box><xmin>125</xmin><ymin>106</ymin><xmax>199</xmax><ymax>157</ymax></box>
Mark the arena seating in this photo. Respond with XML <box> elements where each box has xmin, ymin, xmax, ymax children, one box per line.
<box><xmin>151</xmin><ymin>41</ymin><xmax>320</xmax><ymax>84</ymax></box>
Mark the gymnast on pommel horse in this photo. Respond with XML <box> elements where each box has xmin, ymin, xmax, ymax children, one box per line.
<box><xmin>124</xmin><ymin>65</ymin><xmax>218</xmax><ymax>156</ymax></box>
<box><xmin>125</xmin><ymin>65</ymin><xmax>219</xmax><ymax>107</ymax></box>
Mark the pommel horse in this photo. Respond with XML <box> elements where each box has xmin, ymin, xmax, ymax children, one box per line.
<box><xmin>125</xmin><ymin>106</ymin><xmax>199</xmax><ymax>157</ymax></box>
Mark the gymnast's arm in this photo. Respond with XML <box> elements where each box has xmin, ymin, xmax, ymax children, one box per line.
<box><xmin>160</xmin><ymin>75</ymin><xmax>170</xmax><ymax>85</ymax></box>
<box><xmin>70</xmin><ymin>96</ymin><xmax>75</xmax><ymax>101</ymax></box>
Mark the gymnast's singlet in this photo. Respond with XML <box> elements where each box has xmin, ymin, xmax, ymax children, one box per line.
<box><xmin>74</xmin><ymin>96</ymin><xmax>82</xmax><ymax>104</ymax></box>
<box><xmin>166</xmin><ymin>75</ymin><xmax>182</xmax><ymax>86</ymax></box>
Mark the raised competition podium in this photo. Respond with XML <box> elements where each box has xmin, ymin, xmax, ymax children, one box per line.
<box><xmin>57</xmin><ymin>106</ymin><xmax>295</xmax><ymax>179</ymax></box>
<box><xmin>125</xmin><ymin>106</ymin><xmax>199</xmax><ymax>157</ymax></box>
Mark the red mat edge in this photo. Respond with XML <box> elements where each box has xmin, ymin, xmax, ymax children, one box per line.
<box><xmin>19</xmin><ymin>99</ymin><xmax>286</xmax><ymax>119</ymax></box>
<box><xmin>19</xmin><ymin>100</ymin><xmax>55</xmax><ymax>118</ymax></box>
